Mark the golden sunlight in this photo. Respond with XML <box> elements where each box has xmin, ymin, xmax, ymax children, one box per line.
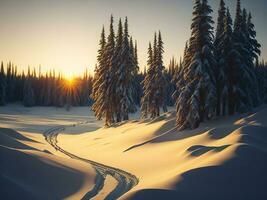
<box><xmin>66</xmin><ymin>77</ymin><xmax>74</xmax><ymax>85</ymax></box>
<box><xmin>64</xmin><ymin>73</ymin><xmax>74</xmax><ymax>85</ymax></box>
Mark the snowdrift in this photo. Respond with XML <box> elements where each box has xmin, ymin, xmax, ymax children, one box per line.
<box><xmin>0</xmin><ymin>127</ymin><xmax>97</xmax><ymax>200</ymax></box>
<box><xmin>58</xmin><ymin>106</ymin><xmax>267</xmax><ymax>200</ymax></box>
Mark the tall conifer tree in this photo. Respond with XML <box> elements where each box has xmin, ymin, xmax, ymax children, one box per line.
<box><xmin>91</xmin><ymin>22</ymin><xmax>114</xmax><ymax>125</ymax></box>
<box><xmin>214</xmin><ymin>0</ymin><xmax>226</xmax><ymax>115</ymax></box>
<box><xmin>175</xmin><ymin>0</ymin><xmax>216</xmax><ymax>130</ymax></box>
<box><xmin>116</xmin><ymin>17</ymin><xmax>135</xmax><ymax>120</ymax></box>
<box><xmin>113</xmin><ymin>18</ymin><xmax>124</xmax><ymax>122</ymax></box>
<box><xmin>141</xmin><ymin>42</ymin><xmax>154</xmax><ymax>118</ymax></box>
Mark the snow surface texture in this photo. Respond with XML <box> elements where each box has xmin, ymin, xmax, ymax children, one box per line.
<box><xmin>1</xmin><ymin>104</ymin><xmax>267</xmax><ymax>200</ymax></box>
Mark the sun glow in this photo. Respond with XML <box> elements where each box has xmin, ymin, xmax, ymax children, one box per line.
<box><xmin>66</xmin><ymin>77</ymin><xmax>74</xmax><ymax>85</ymax></box>
<box><xmin>64</xmin><ymin>73</ymin><xmax>75</xmax><ymax>85</ymax></box>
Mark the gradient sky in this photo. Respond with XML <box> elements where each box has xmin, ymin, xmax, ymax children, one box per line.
<box><xmin>0</xmin><ymin>0</ymin><xmax>266</xmax><ymax>77</ymax></box>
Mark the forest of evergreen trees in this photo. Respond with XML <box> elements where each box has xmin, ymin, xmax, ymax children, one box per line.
<box><xmin>0</xmin><ymin>62</ymin><xmax>95</xmax><ymax>108</ymax></box>
<box><xmin>0</xmin><ymin>0</ymin><xmax>267</xmax><ymax>129</ymax></box>
<box><xmin>91</xmin><ymin>0</ymin><xmax>267</xmax><ymax>128</ymax></box>
<box><xmin>173</xmin><ymin>0</ymin><xmax>266</xmax><ymax>129</ymax></box>
<box><xmin>0</xmin><ymin>56</ymin><xmax>175</xmax><ymax>112</ymax></box>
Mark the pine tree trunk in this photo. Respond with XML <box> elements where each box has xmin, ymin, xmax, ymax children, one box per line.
<box><xmin>116</xmin><ymin>112</ymin><xmax>121</xmax><ymax>122</ymax></box>
<box><xmin>216</xmin><ymin>87</ymin><xmax>221</xmax><ymax>116</ymax></box>
<box><xmin>228</xmin><ymin>93</ymin><xmax>235</xmax><ymax>115</ymax></box>
<box><xmin>123</xmin><ymin>114</ymin><xmax>129</xmax><ymax>120</ymax></box>
<box><xmin>105</xmin><ymin>111</ymin><xmax>111</xmax><ymax>126</ymax></box>
<box><xmin>156</xmin><ymin>107</ymin><xmax>160</xmax><ymax>117</ymax></box>
<box><xmin>163</xmin><ymin>104</ymin><xmax>168</xmax><ymax>113</ymax></box>
<box><xmin>222</xmin><ymin>98</ymin><xmax>226</xmax><ymax>116</ymax></box>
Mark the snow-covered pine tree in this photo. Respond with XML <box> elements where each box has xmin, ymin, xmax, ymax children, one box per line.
<box><xmin>92</xmin><ymin>18</ymin><xmax>114</xmax><ymax>126</ymax></box>
<box><xmin>134</xmin><ymin>40</ymin><xmax>139</xmax><ymax>73</ymax></box>
<box><xmin>130</xmin><ymin>36</ymin><xmax>134</xmax><ymax>61</ymax></box>
<box><xmin>218</xmin><ymin>8</ymin><xmax>234</xmax><ymax>115</ymax></box>
<box><xmin>141</xmin><ymin>32</ymin><xmax>167</xmax><ymax>118</ymax></box>
<box><xmin>165</xmin><ymin>57</ymin><xmax>177</xmax><ymax>106</ymax></box>
<box><xmin>214</xmin><ymin>0</ymin><xmax>226</xmax><ymax>115</ymax></box>
<box><xmin>132</xmin><ymin>39</ymin><xmax>142</xmax><ymax>106</ymax></box>
<box><xmin>133</xmin><ymin>45</ymin><xmax>141</xmax><ymax>105</ymax></box>
<box><xmin>255</xmin><ymin>60</ymin><xmax>265</xmax><ymax>102</ymax></box>
<box><xmin>155</xmin><ymin>31</ymin><xmax>167</xmax><ymax>114</ymax></box>
<box><xmin>168</xmin><ymin>57</ymin><xmax>175</xmax><ymax>76</ymax></box>
<box><xmin>229</xmin><ymin>0</ymin><xmax>260</xmax><ymax>113</ymax></box>
<box><xmin>141</xmin><ymin>42</ymin><xmax>154</xmax><ymax>119</ymax></box>
<box><xmin>227</xmin><ymin>0</ymin><xmax>243</xmax><ymax>114</ymax></box>
<box><xmin>247</xmin><ymin>13</ymin><xmax>261</xmax><ymax>63</ymax></box>
<box><xmin>23</xmin><ymin>67</ymin><xmax>35</xmax><ymax>107</ymax></box>
<box><xmin>258</xmin><ymin>60</ymin><xmax>267</xmax><ymax>103</ymax></box>
<box><xmin>116</xmin><ymin>17</ymin><xmax>135</xmax><ymax>121</ymax></box>
<box><xmin>214</xmin><ymin>0</ymin><xmax>226</xmax><ymax>47</ymax></box>
<box><xmin>112</xmin><ymin>18</ymin><xmax>124</xmax><ymax>122</ymax></box>
<box><xmin>164</xmin><ymin>71</ymin><xmax>173</xmax><ymax>107</ymax></box>
<box><xmin>129</xmin><ymin>36</ymin><xmax>140</xmax><ymax>111</ymax></box>
<box><xmin>175</xmin><ymin>0</ymin><xmax>217</xmax><ymax>130</ymax></box>
<box><xmin>172</xmin><ymin>42</ymin><xmax>187</xmax><ymax>102</ymax></box>
<box><xmin>0</xmin><ymin>62</ymin><xmax>6</xmax><ymax>105</ymax></box>
<box><xmin>143</xmin><ymin>33</ymin><xmax>159</xmax><ymax>118</ymax></box>
<box><xmin>264</xmin><ymin>62</ymin><xmax>267</xmax><ymax>103</ymax></box>
<box><xmin>241</xmin><ymin>8</ymin><xmax>259</xmax><ymax>107</ymax></box>
<box><xmin>149</xmin><ymin>32</ymin><xmax>159</xmax><ymax>118</ymax></box>
<box><xmin>129</xmin><ymin>37</ymin><xmax>139</xmax><ymax>75</ymax></box>
<box><xmin>91</xmin><ymin>64</ymin><xmax>100</xmax><ymax>102</ymax></box>
<box><xmin>246</xmin><ymin>12</ymin><xmax>261</xmax><ymax>104</ymax></box>
<box><xmin>105</xmin><ymin>15</ymin><xmax>116</xmax><ymax>123</ymax></box>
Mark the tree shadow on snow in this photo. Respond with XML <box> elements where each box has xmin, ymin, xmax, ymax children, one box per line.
<box><xmin>127</xmin><ymin>144</ymin><xmax>267</xmax><ymax>200</ymax></box>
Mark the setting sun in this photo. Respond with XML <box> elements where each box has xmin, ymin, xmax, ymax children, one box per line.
<box><xmin>66</xmin><ymin>77</ymin><xmax>74</xmax><ymax>85</ymax></box>
<box><xmin>64</xmin><ymin>73</ymin><xmax>75</xmax><ymax>85</ymax></box>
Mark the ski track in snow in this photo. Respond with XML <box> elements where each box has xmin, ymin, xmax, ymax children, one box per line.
<box><xmin>43</xmin><ymin>121</ymin><xmax>139</xmax><ymax>200</ymax></box>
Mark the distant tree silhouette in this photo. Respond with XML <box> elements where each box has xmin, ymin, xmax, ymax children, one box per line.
<box><xmin>0</xmin><ymin>62</ymin><xmax>6</xmax><ymax>105</ymax></box>
<box><xmin>0</xmin><ymin>61</ymin><xmax>94</xmax><ymax>108</ymax></box>
<box><xmin>23</xmin><ymin>67</ymin><xmax>36</xmax><ymax>107</ymax></box>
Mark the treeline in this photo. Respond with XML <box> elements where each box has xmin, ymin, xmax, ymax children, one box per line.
<box><xmin>0</xmin><ymin>62</ymin><xmax>94</xmax><ymax>108</ymax></box>
<box><xmin>92</xmin><ymin>0</ymin><xmax>267</xmax><ymax>129</ymax></box>
<box><xmin>0</xmin><ymin>58</ymin><xmax>176</xmax><ymax>111</ymax></box>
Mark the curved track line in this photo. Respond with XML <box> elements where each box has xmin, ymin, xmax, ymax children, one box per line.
<box><xmin>43</xmin><ymin>122</ymin><xmax>138</xmax><ymax>200</ymax></box>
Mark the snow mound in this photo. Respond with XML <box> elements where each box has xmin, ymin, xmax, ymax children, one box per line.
<box><xmin>58</xmin><ymin>106</ymin><xmax>267</xmax><ymax>200</ymax></box>
<box><xmin>0</xmin><ymin>127</ymin><xmax>97</xmax><ymax>200</ymax></box>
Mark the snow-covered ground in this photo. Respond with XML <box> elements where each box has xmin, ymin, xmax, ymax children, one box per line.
<box><xmin>1</xmin><ymin>104</ymin><xmax>267</xmax><ymax>200</ymax></box>
<box><xmin>0</xmin><ymin>105</ymin><xmax>99</xmax><ymax>200</ymax></box>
